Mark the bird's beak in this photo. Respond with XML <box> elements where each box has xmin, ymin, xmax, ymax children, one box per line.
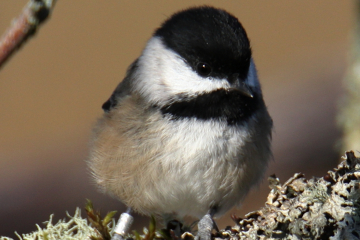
<box><xmin>228</xmin><ymin>73</ymin><xmax>254</xmax><ymax>98</ymax></box>
<box><xmin>229</xmin><ymin>83</ymin><xmax>254</xmax><ymax>98</ymax></box>
<box><xmin>237</xmin><ymin>84</ymin><xmax>253</xmax><ymax>98</ymax></box>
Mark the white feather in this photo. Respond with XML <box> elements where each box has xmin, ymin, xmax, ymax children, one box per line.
<box><xmin>133</xmin><ymin>37</ymin><xmax>231</xmax><ymax>105</ymax></box>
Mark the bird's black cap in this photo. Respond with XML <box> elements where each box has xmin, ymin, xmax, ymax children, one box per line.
<box><xmin>155</xmin><ymin>6</ymin><xmax>251</xmax><ymax>81</ymax></box>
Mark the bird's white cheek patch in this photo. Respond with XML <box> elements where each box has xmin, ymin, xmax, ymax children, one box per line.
<box><xmin>135</xmin><ymin>37</ymin><xmax>230</xmax><ymax>104</ymax></box>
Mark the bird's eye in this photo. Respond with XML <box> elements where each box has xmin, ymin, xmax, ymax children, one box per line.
<box><xmin>196</xmin><ymin>62</ymin><xmax>212</xmax><ymax>77</ymax></box>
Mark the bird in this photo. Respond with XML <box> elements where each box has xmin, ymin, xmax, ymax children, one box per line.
<box><xmin>88</xmin><ymin>6</ymin><xmax>272</xmax><ymax>240</ymax></box>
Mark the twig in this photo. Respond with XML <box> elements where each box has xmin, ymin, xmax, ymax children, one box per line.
<box><xmin>0</xmin><ymin>0</ymin><xmax>57</xmax><ymax>69</ymax></box>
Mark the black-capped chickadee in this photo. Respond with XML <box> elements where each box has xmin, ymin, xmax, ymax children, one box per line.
<box><xmin>88</xmin><ymin>6</ymin><xmax>272</xmax><ymax>240</ymax></box>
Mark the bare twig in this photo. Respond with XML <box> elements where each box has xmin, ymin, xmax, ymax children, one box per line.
<box><xmin>0</xmin><ymin>0</ymin><xmax>57</xmax><ymax>69</ymax></box>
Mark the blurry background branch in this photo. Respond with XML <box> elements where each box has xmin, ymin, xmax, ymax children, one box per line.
<box><xmin>338</xmin><ymin>1</ymin><xmax>360</xmax><ymax>153</ymax></box>
<box><xmin>0</xmin><ymin>0</ymin><xmax>57</xmax><ymax>69</ymax></box>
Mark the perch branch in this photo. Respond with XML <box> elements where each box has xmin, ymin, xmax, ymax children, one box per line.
<box><xmin>215</xmin><ymin>151</ymin><xmax>360</xmax><ymax>240</ymax></box>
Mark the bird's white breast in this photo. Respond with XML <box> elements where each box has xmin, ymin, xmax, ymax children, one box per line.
<box><xmin>139</xmin><ymin>113</ymin><xmax>270</xmax><ymax>218</ymax></box>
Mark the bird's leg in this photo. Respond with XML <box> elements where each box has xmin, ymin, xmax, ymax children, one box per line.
<box><xmin>111</xmin><ymin>208</ymin><xmax>134</xmax><ymax>240</ymax></box>
<box><xmin>197</xmin><ymin>209</ymin><xmax>218</xmax><ymax>240</ymax></box>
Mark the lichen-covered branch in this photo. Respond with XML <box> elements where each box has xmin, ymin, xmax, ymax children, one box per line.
<box><xmin>217</xmin><ymin>151</ymin><xmax>360</xmax><ymax>240</ymax></box>
<box><xmin>0</xmin><ymin>0</ymin><xmax>57</xmax><ymax>69</ymax></box>
<box><xmin>1</xmin><ymin>152</ymin><xmax>360</xmax><ymax>240</ymax></box>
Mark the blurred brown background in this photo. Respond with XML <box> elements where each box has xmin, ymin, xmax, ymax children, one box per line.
<box><xmin>0</xmin><ymin>1</ymin><xmax>355</xmax><ymax>238</ymax></box>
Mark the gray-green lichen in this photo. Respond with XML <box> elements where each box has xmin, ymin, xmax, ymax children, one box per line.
<box><xmin>0</xmin><ymin>208</ymin><xmax>109</xmax><ymax>240</ymax></box>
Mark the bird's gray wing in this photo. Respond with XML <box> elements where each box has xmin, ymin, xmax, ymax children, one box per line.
<box><xmin>102</xmin><ymin>59</ymin><xmax>138</xmax><ymax>112</ymax></box>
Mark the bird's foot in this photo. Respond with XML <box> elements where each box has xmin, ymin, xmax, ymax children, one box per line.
<box><xmin>111</xmin><ymin>209</ymin><xmax>133</xmax><ymax>240</ymax></box>
<box><xmin>196</xmin><ymin>213</ymin><xmax>215</xmax><ymax>240</ymax></box>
